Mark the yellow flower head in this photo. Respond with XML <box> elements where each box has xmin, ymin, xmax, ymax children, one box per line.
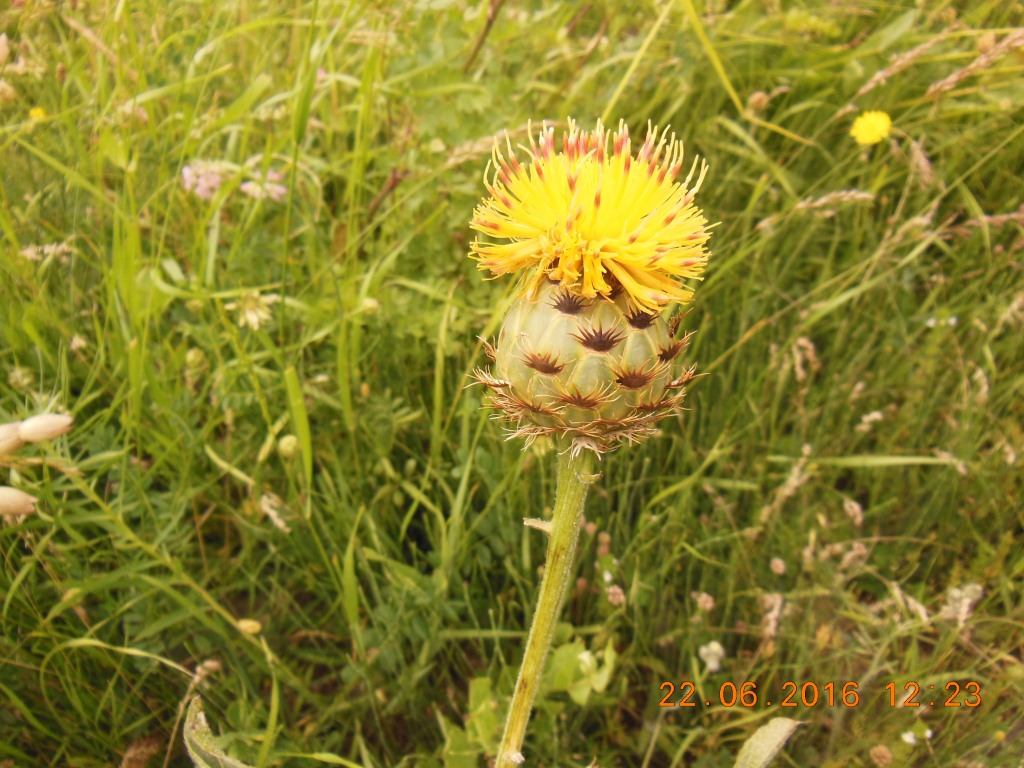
<box><xmin>849</xmin><ymin>110</ymin><xmax>892</xmax><ymax>146</ymax></box>
<box><xmin>470</xmin><ymin>118</ymin><xmax>712</xmax><ymax>313</ymax></box>
<box><xmin>28</xmin><ymin>106</ymin><xmax>46</xmax><ymax>120</ymax></box>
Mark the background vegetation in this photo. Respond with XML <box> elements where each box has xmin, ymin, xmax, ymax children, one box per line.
<box><xmin>2</xmin><ymin>0</ymin><xmax>1022</xmax><ymax>766</ymax></box>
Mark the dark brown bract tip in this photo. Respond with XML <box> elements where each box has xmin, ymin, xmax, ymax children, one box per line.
<box><xmin>666</xmin><ymin>363</ymin><xmax>700</xmax><ymax>390</ymax></box>
<box><xmin>480</xmin><ymin>337</ymin><xmax>498</xmax><ymax>361</ymax></box>
<box><xmin>553</xmin><ymin>387</ymin><xmax>613</xmax><ymax>409</ymax></box>
<box><xmin>626</xmin><ymin>309</ymin><xmax>657</xmax><ymax>329</ymax></box>
<box><xmin>632</xmin><ymin>391</ymin><xmax>686</xmax><ymax>413</ymax></box>
<box><xmin>669</xmin><ymin>314</ymin><xmax>683</xmax><ymax>337</ymax></box>
<box><xmin>571</xmin><ymin>324</ymin><xmax>626</xmax><ymax>352</ymax></box>
<box><xmin>470</xmin><ymin>368</ymin><xmax>511</xmax><ymax>390</ymax></box>
<box><xmin>658</xmin><ymin>339</ymin><xmax>686</xmax><ymax>363</ymax></box>
<box><xmin>522</xmin><ymin>350</ymin><xmax>566</xmax><ymax>375</ymax></box>
<box><xmin>614</xmin><ymin>365</ymin><xmax>658</xmax><ymax>390</ymax></box>
<box><xmin>502</xmin><ymin>391</ymin><xmax>563</xmax><ymax>417</ymax></box>
<box><xmin>550</xmin><ymin>290</ymin><xmax>588</xmax><ymax>315</ymax></box>
<box><xmin>660</xmin><ymin>330</ymin><xmax>695</xmax><ymax>362</ymax></box>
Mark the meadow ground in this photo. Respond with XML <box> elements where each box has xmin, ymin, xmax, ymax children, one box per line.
<box><xmin>1</xmin><ymin>1</ymin><xmax>1023</xmax><ymax>766</ymax></box>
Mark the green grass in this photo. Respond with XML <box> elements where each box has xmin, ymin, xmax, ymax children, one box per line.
<box><xmin>2</xmin><ymin>0</ymin><xmax>1023</xmax><ymax>766</ymax></box>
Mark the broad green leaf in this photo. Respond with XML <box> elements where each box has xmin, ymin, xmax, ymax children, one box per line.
<box><xmin>438</xmin><ymin>717</ymin><xmax>480</xmax><ymax>768</ymax></box>
<box><xmin>733</xmin><ymin>718</ymin><xmax>802</xmax><ymax>768</ymax></box>
<box><xmin>591</xmin><ymin>641</ymin><xmax>618</xmax><ymax>693</ymax></box>
<box><xmin>184</xmin><ymin>697</ymin><xmax>254</xmax><ymax>768</ymax></box>
<box><xmin>466</xmin><ymin>677</ymin><xmax>501</xmax><ymax>752</ymax></box>
<box><xmin>568</xmin><ymin>677</ymin><xmax>592</xmax><ymax>707</ymax></box>
<box><xmin>543</xmin><ymin>641</ymin><xmax>586</xmax><ymax>692</ymax></box>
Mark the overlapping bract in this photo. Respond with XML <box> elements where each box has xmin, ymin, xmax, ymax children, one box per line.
<box><xmin>473</xmin><ymin>280</ymin><xmax>696</xmax><ymax>455</ymax></box>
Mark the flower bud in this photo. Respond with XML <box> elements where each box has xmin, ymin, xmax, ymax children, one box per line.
<box><xmin>0</xmin><ymin>422</ymin><xmax>25</xmax><ymax>455</ymax></box>
<box><xmin>236</xmin><ymin>618</ymin><xmax>262</xmax><ymax>635</ymax></box>
<box><xmin>18</xmin><ymin>413</ymin><xmax>73</xmax><ymax>443</ymax></box>
<box><xmin>277</xmin><ymin>434</ymin><xmax>299</xmax><ymax>460</ymax></box>
<box><xmin>0</xmin><ymin>486</ymin><xmax>37</xmax><ymax>517</ymax></box>
<box><xmin>185</xmin><ymin>347</ymin><xmax>207</xmax><ymax>369</ymax></box>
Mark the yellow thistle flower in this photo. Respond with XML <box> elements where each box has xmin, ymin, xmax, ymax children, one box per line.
<box><xmin>29</xmin><ymin>106</ymin><xmax>46</xmax><ymax>121</ymax></box>
<box><xmin>470</xmin><ymin>118</ymin><xmax>711</xmax><ymax>313</ymax></box>
<box><xmin>469</xmin><ymin>118</ymin><xmax>711</xmax><ymax>456</ymax></box>
<box><xmin>849</xmin><ymin>110</ymin><xmax>892</xmax><ymax>146</ymax></box>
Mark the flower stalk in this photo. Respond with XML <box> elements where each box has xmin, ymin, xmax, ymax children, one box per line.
<box><xmin>469</xmin><ymin>118</ymin><xmax>712</xmax><ymax>765</ymax></box>
<box><xmin>496</xmin><ymin>444</ymin><xmax>597</xmax><ymax>767</ymax></box>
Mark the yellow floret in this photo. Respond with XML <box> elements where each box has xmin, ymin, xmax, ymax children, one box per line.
<box><xmin>469</xmin><ymin>118</ymin><xmax>712</xmax><ymax>313</ymax></box>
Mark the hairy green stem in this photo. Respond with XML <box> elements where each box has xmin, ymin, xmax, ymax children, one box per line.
<box><xmin>496</xmin><ymin>445</ymin><xmax>597</xmax><ymax>767</ymax></box>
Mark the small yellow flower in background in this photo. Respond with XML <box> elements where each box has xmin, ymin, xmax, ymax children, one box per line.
<box><xmin>470</xmin><ymin>118</ymin><xmax>711</xmax><ymax>314</ymax></box>
<box><xmin>29</xmin><ymin>106</ymin><xmax>46</xmax><ymax>120</ymax></box>
<box><xmin>850</xmin><ymin>110</ymin><xmax>892</xmax><ymax>145</ymax></box>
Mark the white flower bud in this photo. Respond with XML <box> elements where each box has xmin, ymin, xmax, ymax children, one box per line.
<box><xmin>18</xmin><ymin>413</ymin><xmax>74</xmax><ymax>443</ymax></box>
<box><xmin>698</xmin><ymin>640</ymin><xmax>726</xmax><ymax>673</ymax></box>
<box><xmin>0</xmin><ymin>486</ymin><xmax>37</xmax><ymax>517</ymax></box>
<box><xmin>0</xmin><ymin>422</ymin><xmax>25</xmax><ymax>455</ymax></box>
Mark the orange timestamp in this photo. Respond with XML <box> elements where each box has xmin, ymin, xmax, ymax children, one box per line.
<box><xmin>658</xmin><ymin>681</ymin><xmax>982</xmax><ymax>709</ymax></box>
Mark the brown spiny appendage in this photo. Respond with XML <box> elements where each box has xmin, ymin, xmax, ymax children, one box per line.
<box><xmin>632</xmin><ymin>391</ymin><xmax>687</xmax><ymax>413</ymax></box>
<box><xmin>614</xmin><ymin>365</ymin><xmax>660</xmax><ymax>389</ymax></box>
<box><xmin>522</xmin><ymin>350</ymin><xmax>566</xmax><ymax>375</ymax></box>
<box><xmin>658</xmin><ymin>340</ymin><xmax>686</xmax><ymax>363</ymax></box>
<box><xmin>669</xmin><ymin>314</ymin><xmax>683</xmax><ymax>337</ymax></box>
<box><xmin>666</xmin><ymin>364</ymin><xmax>700</xmax><ymax>389</ymax></box>
<box><xmin>552</xmin><ymin>387</ymin><xmax>614</xmax><ymax>409</ymax></box>
<box><xmin>571</xmin><ymin>325</ymin><xmax>626</xmax><ymax>352</ymax></box>
<box><xmin>471</xmin><ymin>368</ymin><xmax>512</xmax><ymax>390</ymax></box>
<box><xmin>626</xmin><ymin>308</ymin><xmax>658</xmax><ymax>329</ymax></box>
<box><xmin>549</xmin><ymin>290</ymin><xmax>588</xmax><ymax>315</ymax></box>
<box><xmin>505</xmin><ymin>390</ymin><xmax>563</xmax><ymax>417</ymax></box>
<box><xmin>481</xmin><ymin>337</ymin><xmax>498</xmax><ymax>361</ymax></box>
<box><xmin>659</xmin><ymin>331</ymin><xmax>693</xmax><ymax>362</ymax></box>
